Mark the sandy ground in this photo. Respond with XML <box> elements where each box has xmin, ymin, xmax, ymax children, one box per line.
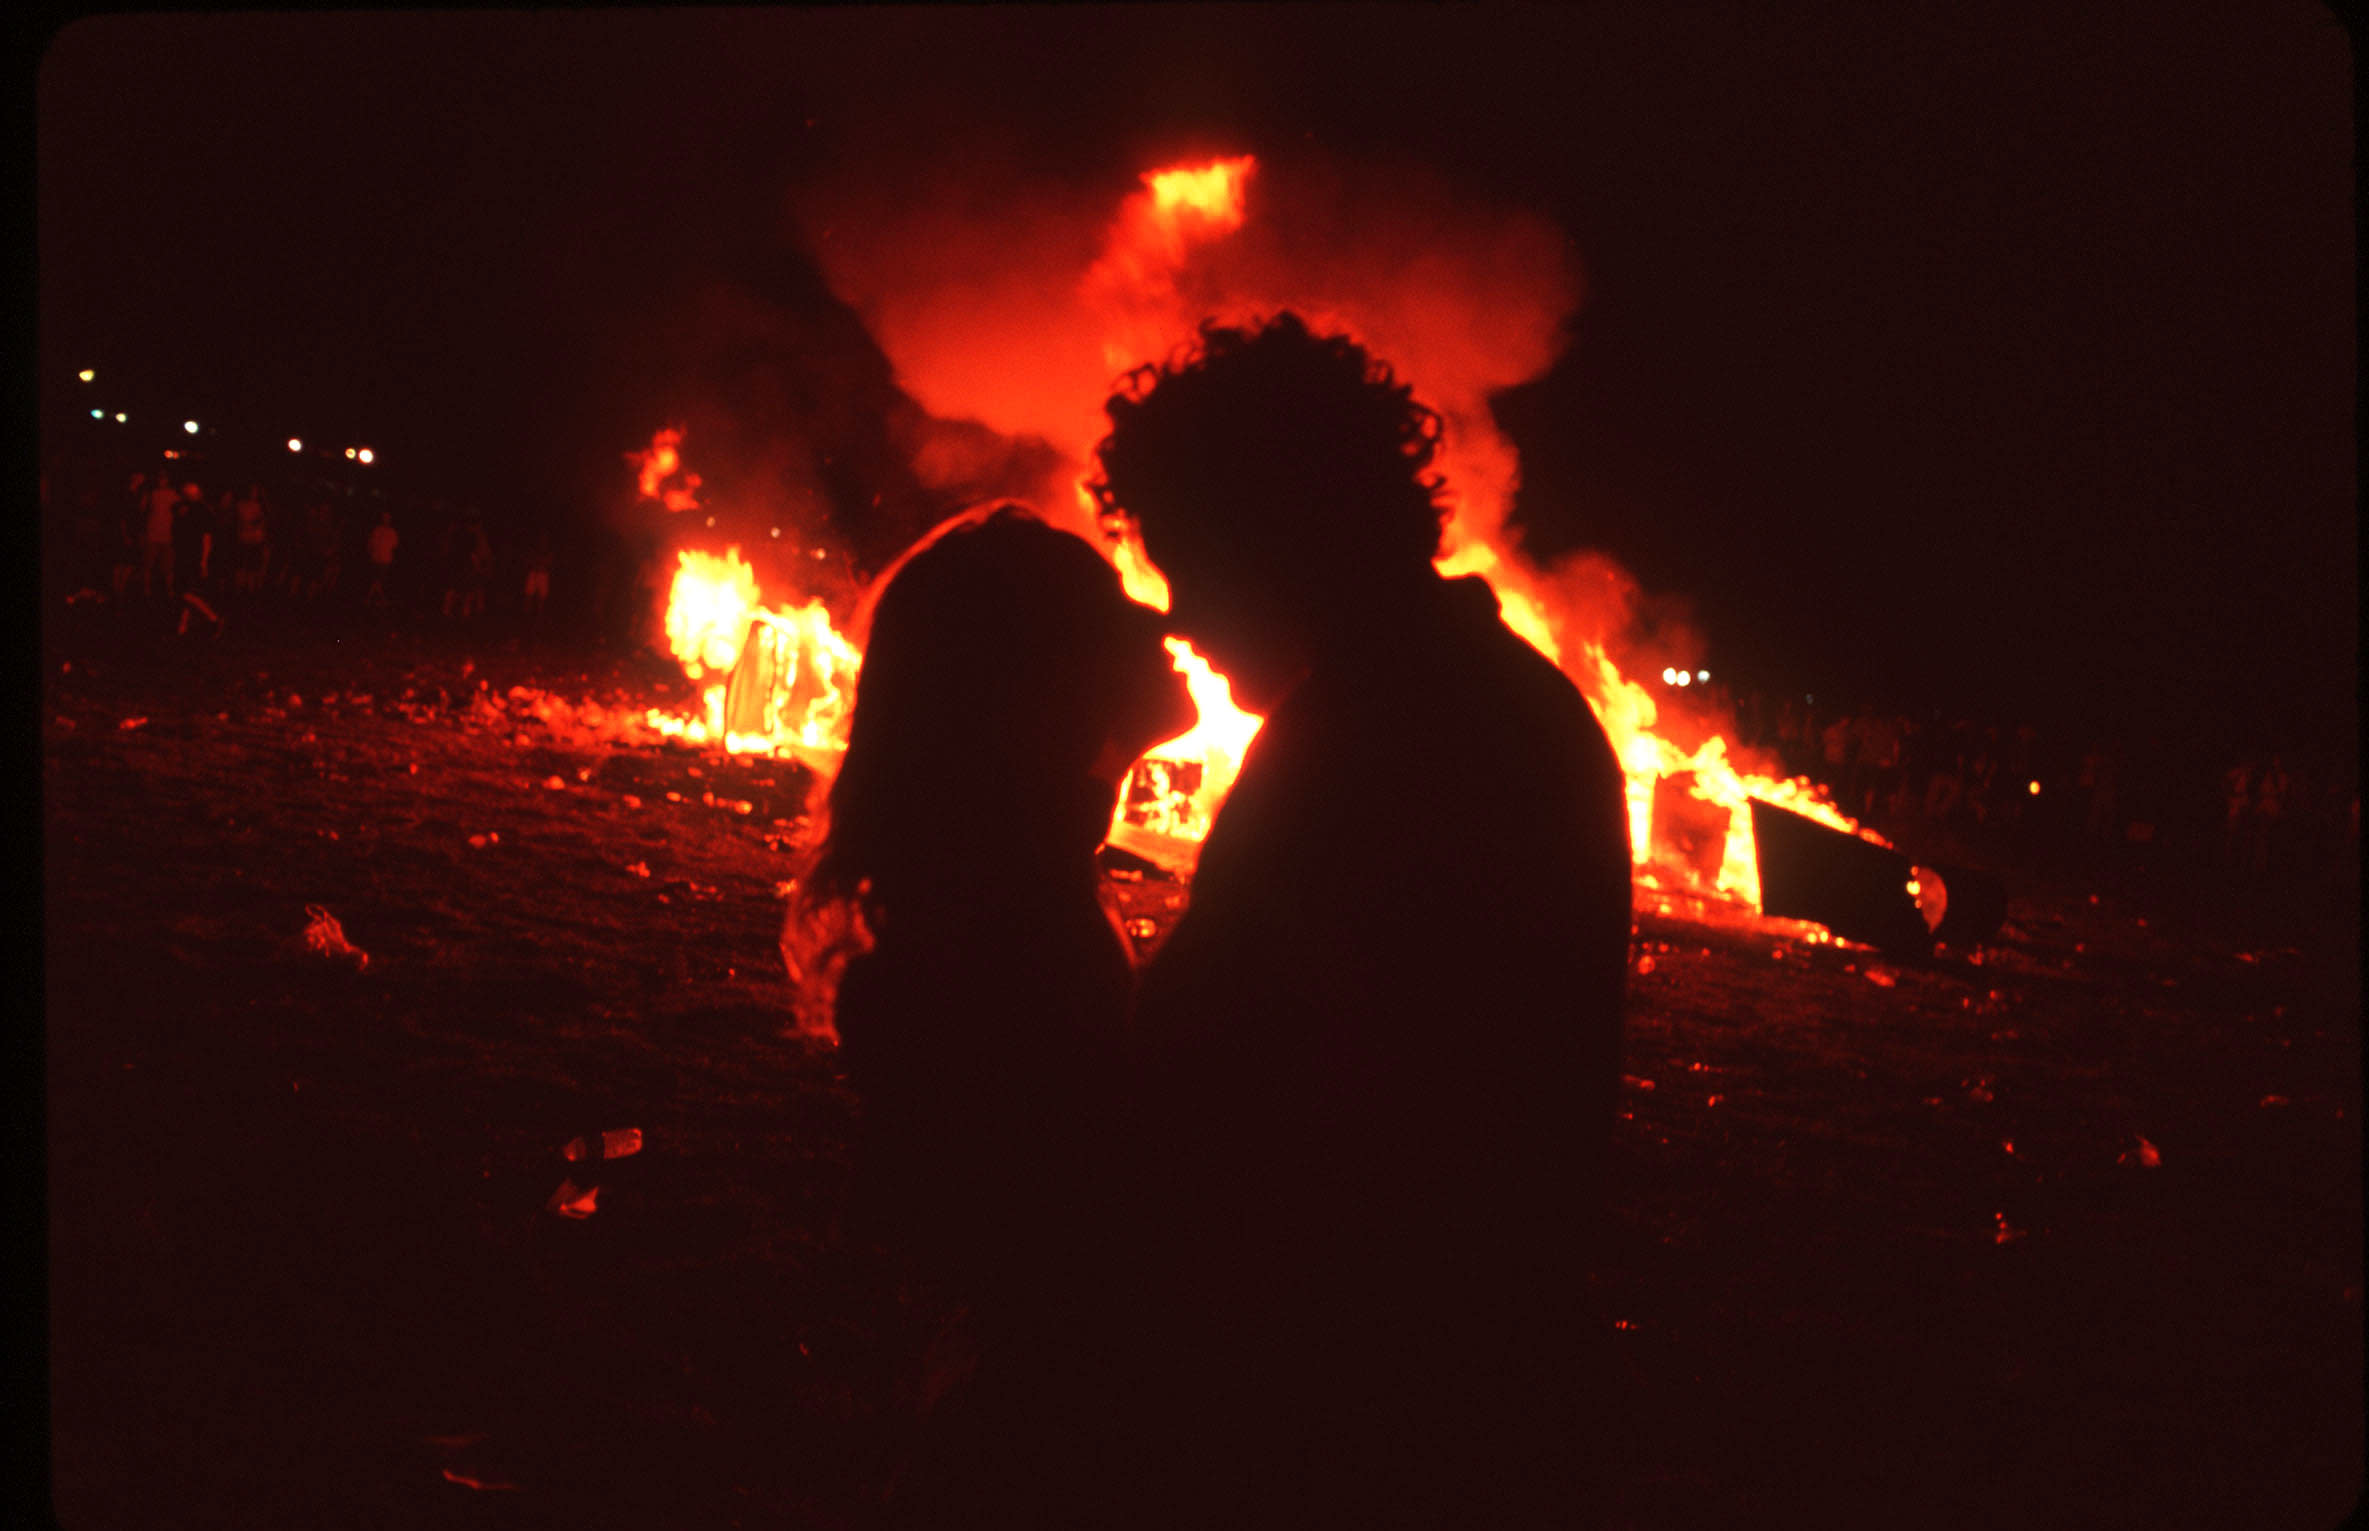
<box><xmin>41</xmin><ymin>614</ymin><xmax>2363</xmax><ymax>1529</ymax></box>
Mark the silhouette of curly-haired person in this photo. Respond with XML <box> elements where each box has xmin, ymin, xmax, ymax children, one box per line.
<box><xmin>782</xmin><ymin>505</ymin><xmax>1193</xmax><ymax>1527</ymax></box>
<box><xmin>1092</xmin><ymin>313</ymin><xmax>1632</xmax><ymax>1527</ymax></box>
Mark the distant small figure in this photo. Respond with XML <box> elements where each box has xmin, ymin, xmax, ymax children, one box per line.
<box><xmin>364</xmin><ymin>510</ymin><xmax>399</xmax><ymax>608</ymax></box>
<box><xmin>232</xmin><ymin>484</ymin><xmax>270</xmax><ymax>594</ymax></box>
<box><xmin>2252</xmin><ymin>755</ymin><xmax>2290</xmax><ymax>875</ymax></box>
<box><xmin>141</xmin><ymin>474</ymin><xmax>181</xmax><ymax>599</ymax></box>
<box><xmin>455</xmin><ymin>512</ymin><xmax>493</xmax><ymax>621</ymax></box>
<box><xmin>112</xmin><ymin>474</ymin><xmax>148</xmax><ymax>603</ymax></box>
<box><xmin>171</xmin><ymin>484</ymin><xmax>215</xmax><ymax>633</ymax></box>
<box><xmin>522</xmin><ymin>532</ymin><xmax>553</xmax><ymax>623</ymax></box>
<box><xmin>2222</xmin><ymin>758</ymin><xmax>2254</xmax><ymax>869</ymax></box>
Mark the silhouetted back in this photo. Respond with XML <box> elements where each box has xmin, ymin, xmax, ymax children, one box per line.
<box><xmin>1093</xmin><ymin>314</ymin><xmax>1632</xmax><ymax>1527</ymax></box>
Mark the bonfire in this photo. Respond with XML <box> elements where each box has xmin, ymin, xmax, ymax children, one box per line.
<box><xmin>631</xmin><ymin>154</ymin><xmax>1889</xmax><ymax>925</ymax></box>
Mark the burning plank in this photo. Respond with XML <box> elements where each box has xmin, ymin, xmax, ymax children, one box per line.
<box><xmin>1749</xmin><ymin>799</ymin><xmax>1934</xmax><ymax>956</ymax></box>
<box><xmin>1748</xmin><ymin>800</ymin><xmax>2008</xmax><ymax>955</ymax></box>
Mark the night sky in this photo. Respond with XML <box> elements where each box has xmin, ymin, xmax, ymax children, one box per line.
<box><xmin>37</xmin><ymin>5</ymin><xmax>2356</xmax><ymax>765</ymax></box>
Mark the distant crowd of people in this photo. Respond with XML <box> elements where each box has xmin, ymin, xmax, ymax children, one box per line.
<box><xmin>51</xmin><ymin>468</ymin><xmax>558</xmax><ymax>638</ymax></box>
<box><xmin>1718</xmin><ymin>687</ymin><xmax>2355</xmax><ymax>879</ymax></box>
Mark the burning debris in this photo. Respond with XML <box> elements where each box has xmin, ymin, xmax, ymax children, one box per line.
<box><xmin>1749</xmin><ymin>799</ymin><xmax>2009</xmax><ymax>957</ymax></box>
<box><xmin>302</xmin><ymin>904</ymin><xmax>369</xmax><ymax>971</ymax></box>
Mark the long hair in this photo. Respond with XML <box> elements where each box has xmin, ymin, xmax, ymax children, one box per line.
<box><xmin>782</xmin><ymin>504</ymin><xmax>1180</xmax><ymax>1039</ymax></box>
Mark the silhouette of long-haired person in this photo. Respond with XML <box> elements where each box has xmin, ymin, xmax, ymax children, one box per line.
<box><xmin>1092</xmin><ymin>313</ymin><xmax>1632</xmax><ymax>1527</ymax></box>
<box><xmin>782</xmin><ymin>505</ymin><xmax>1192</xmax><ymax>1526</ymax></box>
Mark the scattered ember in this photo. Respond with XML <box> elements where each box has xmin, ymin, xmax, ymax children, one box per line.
<box><xmin>1635</xmin><ymin>955</ymin><xmax>1656</xmax><ymax>975</ymax></box>
<box><xmin>118</xmin><ymin>716</ymin><xmax>148</xmax><ymax>731</ymax></box>
<box><xmin>1993</xmin><ymin>1213</ymin><xmax>2028</xmax><ymax>1245</ymax></box>
<box><xmin>2260</xmin><ymin>1095</ymin><xmax>2290</xmax><ymax>1108</ymax></box>
<box><xmin>302</xmin><ymin>904</ymin><xmax>369</xmax><ymax>971</ymax></box>
<box><xmin>440</xmin><ymin>1469</ymin><xmax>521</xmax><ymax>1493</ymax></box>
<box><xmin>547</xmin><ymin>1180</ymin><xmax>599</xmax><ymax>1218</ymax></box>
<box><xmin>627</xmin><ymin>862</ymin><xmax>651</xmax><ymax>878</ymax></box>
<box><xmin>563</xmin><ymin>1128</ymin><xmax>644</xmax><ymax>1163</ymax></box>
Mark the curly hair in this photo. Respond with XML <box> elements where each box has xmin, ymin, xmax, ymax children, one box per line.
<box><xmin>1089</xmin><ymin>312</ymin><xmax>1448</xmax><ymax>583</ymax></box>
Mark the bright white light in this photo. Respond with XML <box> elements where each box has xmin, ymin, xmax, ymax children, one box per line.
<box><xmin>1674</xmin><ymin>672</ymin><xmax>1692</xmax><ymax>687</ymax></box>
<box><xmin>182</xmin><ymin>420</ymin><xmax>199</xmax><ymax>435</ymax></box>
<box><xmin>356</xmin><ymin>448</ymin><xmax>375</xmax><ymax>466</ymax></box>
<box><xmin>770</xmin><ymin>527</ymin><xmax>782</xmax><ymax>538</ymax></box>
<box><xmin>77</xmin><ymin>369</ymin><xmax>95</xmax><ymax>383</ymax></box>
<box><xmin>1695</xmin><ymin>670</ymin><xmax>1709</xmax><ymax>682</ymax></box>
<box><xmin>89</xmin><ymin>409</ymin><xmax>102</xmax><ymax>420</ymax></box>
<box><xmin>287</xmin><ymin>438</ymin><xmax>303</xmax><ymax>453</ymax></box>
<box><xmin>114</xmin><ymin>413</ymin><xmax>127</xmax><ymax>423</ymax></box>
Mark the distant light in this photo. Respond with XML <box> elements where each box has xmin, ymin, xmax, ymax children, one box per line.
<box><xmin>114</xmin><ymin>413</ymin><xmax>127</xmax><ymax>423</ymax></box>
<box><xmin>287</xmin><ymin>438</ymin><xmax>303</xmax><ymax>453</ymax></box>
<box><xmin>1658</xmin><ymin>667</ymin><xmax>1674</xmax><ymax>685</ymax></box>
<box><xmin>344</xmin><ymin>447</ymin><xmax>357</xmax><ymax>460</ymax></box>
<box><xmin>163</xmin><ymin>449</ymin><xmax>181</xmax><ymax>460</ymax></box>
<box><xmin>1674</xmin><ymin>672</ymin><xmax>1692</xmax><ymax>688</ymax></box>
<box><xmin>77</xmin><ymin>369</ymin><xmax>95</xmax><ymax>383</ymax></box>
<box><xmin>2028</xmin><ymin>780</ymin><xmax>2041</xmax><ymax>796</ymax></box>
<box><xmin>1695</xmin><ymin>670</ymin><xmax>1709</xmax><ymax>683</ymax></box>
<box><xmin>89</xmin><ymin>408</ymin><xmax>103</xmax><ymax>420</ymax></box>
<box><xmin>356</xmin><ymin>447</ymin><xmax>375</xmax><ymax>465</ymax></box>
<box><xmin>770</xmin><ymin>526</ymin><xmax>782</xmax><ymax>538</ymax></box>
<box><xmin>183</xmin><ymin>420</ymin><xmax>199</xmax><ymax>435</ymax></box>
<box><xmin>704</xmin><ymin>516</ymin><xmax>715</xmax><ymax>528</ymax></box>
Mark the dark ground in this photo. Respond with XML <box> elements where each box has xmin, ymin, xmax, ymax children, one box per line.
<box><xmin>40</xmin><ymin>613</ymin><xmax>2364</xmax><ymax>1529</ymax></box>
